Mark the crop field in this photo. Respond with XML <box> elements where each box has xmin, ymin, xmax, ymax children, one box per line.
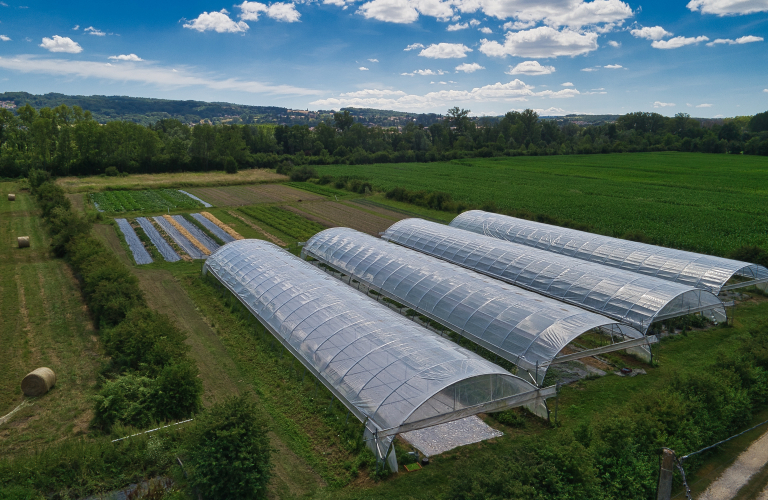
<box><xmin>91</xmin><ymin>189</ymin><xmax>204</xmax><ymax>213</ymax></box>
<box><xmin>185</xmin><ymin>184</ymin><xmax>325</xmax><ymax>206</ymax></box>
<box><xmin>239</xmin><ymin>205</ymin><xmax>326</xmax><ymax>242</ymax></box>
<box><xmin>314</xmin><ymin>153</ymin><xmax>768</xmax><ymax>256</ymax></box>
<box><xmin>286</xmin><ymin>200</ymin><xmax>406</xmax><ymax>235</ymax></box>
<box><xmin>285</xmin><ymin>182</ymin><xmax>351</xmax><ymax>198</ymax></box>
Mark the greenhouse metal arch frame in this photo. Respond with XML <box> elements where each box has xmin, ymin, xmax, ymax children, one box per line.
<box><xmin>302</xmin><ymin>228</ymin><xmax>656</xmax><ymax>387</ymax></box>
<box><xmin>203</xmin><ymin>239</ymin><xmax>554</xmax><ymax>471</ymax></box>
<box><xmin>382</xmin><ymin>219</ymin><xmax>726</xmax><ymax>333</ymax></box>
<box><xmin>451</xmin><ymin>210</ymin><xmax>768</xmax><ymax>295</ymax></box>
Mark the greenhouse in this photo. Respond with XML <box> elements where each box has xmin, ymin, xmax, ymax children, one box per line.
<box><xmin>203</xmin><ymin>239</ymin><xmax>554</xmax><ymax>471</ymax></box>
<box><xmin>302</xmin><ymin>228</ymin><xmax>653</xmax><ymax>387</ymax></box>
<box><xmin>451</xmin><ymin>210</ymin><xmax>768</xmax><ymax>295</ymax></box>
<box><xmin>382</xmin><ymin>219</ymin><xmax>726</xmax><ymax>333</ymax></box>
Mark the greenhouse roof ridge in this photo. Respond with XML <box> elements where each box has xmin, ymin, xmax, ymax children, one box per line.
<box><xmin>303</xmin><ymin>227</ymin><xmax>653</xmax><ymax>387</ymax></box>
<box><xmin>383</xmin><ymin>218</ymin><xmax>726</xmax><ymax>333</ymax></box>
<box><xmin>450</xmin><ymin>211</ymin><xmax>768</xmax><ymax>295</ymax></box>
<box><xmin>203</xmin><ymin>239</ymin><xmax>551</xmax><ymax>471</ymax></box>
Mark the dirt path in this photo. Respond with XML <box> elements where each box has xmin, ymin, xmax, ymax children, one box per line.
<box><xmin>698</xmin><ymin>428</ymin><xmax>768</xmax><ymax>499</ymax></box>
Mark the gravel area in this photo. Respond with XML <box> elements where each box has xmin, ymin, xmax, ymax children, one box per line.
<box><xmin>400</xmin><ymin>416</ymin><xmax>503</xmax><ymax>457</ymax></box>
<box><xmin>699</xmin><ymin>428</ymin><xmax>768</xmax><ymax>500</ymax></box>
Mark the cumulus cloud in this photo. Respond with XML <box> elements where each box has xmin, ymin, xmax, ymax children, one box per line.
<box><xmin>506</xmin><ymin>60</ymin><xmax>556</xmax><ymax>75</ymax></box>
<box><xmin>238</xmin><ymin>1</ymin><xmax>301</xmax><ymax>22</ymax></box>
<box><xmin>455</xmin><ymin>0</ymin><xmax>633</xmax><ymax>29</ymax></box>
<box><xmin>581</xmin><ymin>67</ymin><xmax>598</xmax><ymax>71</ymax></box>
<box><xmin>696</xmin><ymin>103</ymin><xmax>713</xmax><ymax>107</ymax></box>
<box><xmin>109</xmin><ymin>54</ymin><xmax>143</xmax><ymax>61</ymax></box>
<box><xmin>604</xmin><ymin>64</ymin><xmax>622</xmax><ymax>68</ymax></box>
<box><xmin>39</xmin><ymin>35</ymin><xmax>83</xmax><ymax>53</ymax></box>
<box><xmin>0</xmin><ymin>55</ymin><xmax>319</xmax><ymax>96</ymax></box>
<box><xmin>455</xmin><ymin>62</ymin><xmax>485</xmax><ymax>72</ymax></box>
<box><xmin>503</xmin><ymin>20</ymin><xmax>537</xmax><ymax>31</ymax></box>
<box><xmin>447</xmin><ymin>22</ymin><xmax>469</xmax><ymax>30</ymax></box>
<box><xmin>764</xmin><ymin>89</ymin><xmax>768</xmax><ymax>93</ymax></box>
<box><xmin>311</xmin><ymin>78</ymin><xmax>579</xmax><ymax>111</ymax></box>
<box><xmin>183</xmin><ymin>10</ymin><xmax>249</xmax><ymax>32</ymax></box>
<box><xmin>653</xmin><ymin>101</ymin><xmax>675</xmax><ymax>107</ymax></box>
<box><xmin>357</xmin><ymin>0</ymin><xmax>454</xmax><ymax>24</ymax></box>
<box><xmin>479</xmin><ymin>26</ymin><xmax>493</xmax><ymax>33</ymax></box>
<box><xmin>84</xmin><ymin>26</ymin><xmax>106</xmax><ymax>36</ymax></box>
<box><xmin>72</xmin><ymin>25</ymin><xmax>79</xmax><ymax>30</ymax></box>
<box><xmin>401</xmin><ymin>68</ymin><xmax>448</xmax><ymax>75</ymax></box>
<box><xmin>368</xmin><ymin>58</ymin><xmax>379</xmax><ymax>62</ymax></box>
<box><xmin>630</xmin><ymin>26</ymin><xmax>672</xmax><ymax>40</ymax></box>
<box><xmin>470</xmin><ymin>19</ymin><xmax>481</xmax><ymax>26</ymax></box>
<box><xmin>608</xmin><ymin>40</ymin><xmax>620</xmax><ymax>47</ymax></box>
<box><xmin>0</xmin><ymin>35</ymin><xmax>10</xmax><ymax>41</ymax></box>
<box><xmin>651</xmin><ymin>36</ymin><xmax>709</xmax><ymax>49</ymax></box>
<box><xmin>480</xmin><ymin>27</ymin><xmax>598</xmax><ymax>58</ymax></box>
<box><xmin>419</xmin><ymin>42</ymin><xmax>472</xmax><ymax>58</ymax></box>
<box><xmin>706</xmin><ymin>35</ymin><xmax>763</xmax><ymax>45</ymax></box>
<box><xmin>561</xmin><ymin>81</ymin><xmax>574</xmax><ymax>86</ymax></box>
<box><xmin>404</xmin><ymin>42</ymin><xmax>425</xmax><ymax>51</ymax></box>
<box><xmin>687</xmin><ymin>0</ymin><xmax>768</xmax><ymax>16</ymax></box>
<box><xmin>359</xmin><ymin>66</ymin><xmax>369</xmax><ymax>70</ymax></box>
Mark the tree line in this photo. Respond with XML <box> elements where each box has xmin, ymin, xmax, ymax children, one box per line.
<box><xmin>2</xmin><ymin>103</ymin><xmax>768</xmax><ymax>178</ymax></box>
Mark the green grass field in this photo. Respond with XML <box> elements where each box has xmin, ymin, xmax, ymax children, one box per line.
<box><xmin>315</xmin><ymin>153</ymin><xmax>768</xmax><ymax>256</ymax></box>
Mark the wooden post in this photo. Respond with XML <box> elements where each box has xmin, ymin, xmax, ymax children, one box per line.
<box><xmin>657</xmin><ymin>448</ymin><xmax>675</xmax><ymax>500</ymax></box>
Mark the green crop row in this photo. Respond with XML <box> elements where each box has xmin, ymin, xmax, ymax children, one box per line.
<box><xmin>239</xmin><ymin>205</ymin><xmax>325</xmax><ymax>241</ymax></box>
<box><xmin>91</xmin><ymin>189</ymin><xmax>203</xmax><ymax>213</ymax></box>
<box><xmin>285</xmin><ymin>182</ymin><xmax>349</xmax><ymax>198</ymax></box>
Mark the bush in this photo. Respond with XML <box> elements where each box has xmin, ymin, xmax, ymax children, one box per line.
<box><xmin>105</xmin><ymin>166</ymin><xmax>119</xmax><ymax>177</ymax></box>
<box><xmin>728</xmin><ymin>245</ymin><xmax>768</xmax><ymax>268</ymax></box>
<box><xmin>186</xmin><ymin>397</ymin><xmax>273</xmax><ymax>500</ymax></box>
<box><xmin>223</xmin><ymin>156</ymin><xmax>238</xmax><ymax>174</ymax></box>
<box><xmin>289</xmin><ymin>165</ymin><xmax>317</xmax><ymax>182</ymax></box>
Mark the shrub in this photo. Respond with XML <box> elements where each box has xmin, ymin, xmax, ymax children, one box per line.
<box><xmin>105</xmin><ymin>166</ymin><xmax>119</xmax><ymax>177</ymax></box>
<box><xmin>186</xmin><ymin>397</ymin><xmax>273</xmax><ymax>500</ymax></box>
<box><xmin>223</xmin><ymin>156</ymin><xmax>238</xmax><ymax>174</ymax></box>
<box><xmin>289</xmin><ymin>165</ymin><xmax>317</xmax><ymax>182</ymax></box>
<box><xmin>728</xmin><ymin>245</ymin><xmax>768</xmax><ymax>268</ymax></box>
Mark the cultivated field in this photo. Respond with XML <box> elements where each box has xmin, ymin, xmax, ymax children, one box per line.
<box><xmin>315</xmin><ymin>153</ymin><xmax>768</xmax><ymax>256</ymax></box>
<box><xmin>186</xmin><ymin>184</ymin><xmax>325</xmax><ymax>206</ymax></box>
<box><xmin>286</xmin><ymin>200</ymin><xmax>407</xmax><ymax>235</ymax></box>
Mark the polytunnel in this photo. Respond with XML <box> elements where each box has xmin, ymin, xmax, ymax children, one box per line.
<box><xmin>203</xmin><ymin>239</ymin><xmax>554</xmax><ymax>472</ymax></box>
<box><xmin>302</xmin><ymin>228</ymin><xmax>654</xmax><ymax>388</ymax></box>
<box><xmin>382</xmin><ymin>219</ymin><xmax>726</xmax><ymax>333</ymax></box>
<box><xmin>451</xmin><ymin>211</ymin><xmax>768</xmax><ymax>295</ymax></box>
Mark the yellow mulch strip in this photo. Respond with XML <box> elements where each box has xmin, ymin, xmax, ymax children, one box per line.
<box><xmin>163</xmin><ymin>215</ymin><xmax>211</xmax><ymax>256</ymax></box>
<box><xmin>201</xmin><ymin>212</ymin><xmax>244</xmax><ymax>240</ymax></box>
<box><xmin>227</xmin><ymin>211</ymin><xmax>286</xmax><ymax>247</ymax></box>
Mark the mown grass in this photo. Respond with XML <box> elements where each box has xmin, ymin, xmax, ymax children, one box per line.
<box><xmin>315</xmin><ymin>153</ymin><xmax>768</xmax><ymax>256</ymax></box>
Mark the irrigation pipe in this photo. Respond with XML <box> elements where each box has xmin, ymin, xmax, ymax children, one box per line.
<box><xmin>111</xmin><ymin>419</ymin><xmax>194</xmax><ymax>443</ymax></box>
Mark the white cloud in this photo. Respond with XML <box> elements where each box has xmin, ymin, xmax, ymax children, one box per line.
<box><xmin>0</xmin><ymin>35</ymin><xmax>10</xmax><ymax>41</ymax></box>
<box><xmin>651</xmin><ymin>36</ymin><xmax>709</xmax><ymax>49</ymax></box>
<box><xmin>581</xmin><ymin>67</ymin><xmax>598</xmax><ymax>71</ymax></box>
<box><xmin>109</xmin><ymin>54</ymin><xmax>143</xmax><ymax>61</ymax></box>
<box><xmin>447</xmin><ymin>22</ymin><xmax>469</xmax><ymax>30</ymax></box>
<box><xmin>455</xmin><ymin>62</ymin><xmax>485</xmax><ymax>72</ymax></box>
<box><xmin>604</xmin><ymin>64</ymin><xmax>622</xmax><ymax>68</ymax></box>
<box><xmin>561</xmin><ymin>81</ymin><xmax>573</xmax><ymax>86</ymax></box>
<box><xmin>687</xmin><ymin>0</ymin><xmax>768</xmax><ymax>16</ymax></box>
<box><xmin>764</xmin><ymin>89</ymin><xmax>768</xmax><ymax>93</ymax></box>
<box><xmin>630</xmin><ymin>26</ymin><xmax>672</xmax><ymax>40</ymax></box>
<box><xmin>183</xmin><ymin>10</ymin><xmax>249</xmax><ymax>32</ymax></box>
<box><xmin>696</xmin><ymin>103</ymin><xmax>713</xmax><ymax>107</ymax></box>
<box><xmin>503</xmin><ymin>20</ymin><xmax>537</xmax><ymax>31</ymax></box>
<box><xmin>480</xmin><ymin>27</ymin><xmax>598</xmax><ymax>58</ymax></box>
<box><xmin>0</xmin><ymin>55</ymin><xmax>319</xmax><ymax>96</ymax></box>
<box><xmin>470</xmin><ymin>19</ymin><xmax>481</xmax><ymax>26</ymax></box>
<box><xmin>339</xmin><ymin>89</ymin><xmax>408</xmax><ymax>97</ymax></box>
<box><xmin>358</xmin><ymin>0</ymin><xmax>455</xmax><ymax>24</ymax></box>
<box><xmin>653</xmin><ymin>101</ymin><xmax>675</xmax><ymax>107</ymax></box>
<box><xmin>479</xmin><ymin>26</ymin><xmax>493</xmax><ymax>33</ymax></box>
<box><xmin>39</xmin><ymin>35</ymin><xmax>83</xmax><ymax>53</ymax></box>
<box><xmin>540</xmin><ymin>88</ymin><xmax>580</xmax><ymax>98</ymax></box>
<box><xmin>404</xmin><ymin>42</ymin><xmax>425</xmax><ymax>51</ymax></box>
<box><xmin>238</xmin><ymin>2</ymin><xmax>301</xmax><ymax>22</ymax></box>
<box><xmin>506</xmin><ymin>60</ymin><xmax>556</xmax><ymax>75</ymax></box>
<box><xmin>583</xmin><ymin>89</ymin><xmax>607</xmax><ymax>94</ymax></box>
<box><xmin>401</xmin><ymin>68</ymin><xmax>448</xmax><ymax>75</ymax></box>
<box><xmin>608</xmin><ymin>40</ymin><xmax>620</xmax><ymax>47</ymax></box>
<box><xmin>419</xmin><ymin>42</ymin><xmax>472</xmax><ymax>58</ymax></box>
<box><xmin>706</xmin><ymin>35</ymin><xmax>763</xmax><ymax>46</ymax></box>
<box><xmin>359</xmin><ymin>66</ymin><xmax>370</xmax><ymax>70</ymax></box>
<box><xmin>84</xmin><ymin>26</ymin><xmax>106</xmax><ymax>36</ymax></box>
<box><xmin>368</xmin><ymin>58</ymin><xmax>379</xmax><ymax>62</ymax></box>
<box><xmin>72</xmin><ymin>25</ymin><xmax>79</xmax><ymax>30</ymax></box>
<box><xmin>455</xmin><ymin>0</ymin><xmax>633</xmax><ymax>29</ymax></box>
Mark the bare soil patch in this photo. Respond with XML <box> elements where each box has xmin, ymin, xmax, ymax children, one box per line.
<box><xmin>286</xmin><ymin>201</ymin><xmax>407</xmax><ymax>235</ymax></box>
<box><xmin>187</xmin><ymin>184</ymin><xmax>325</xmax><ymax>207</ymax></box>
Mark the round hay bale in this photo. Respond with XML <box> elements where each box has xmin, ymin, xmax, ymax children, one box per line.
<box><xmin>17</xmin><ymin>236</ymin><xmax>30</xmax><ymax>248</ymax></box>
<box><xmin>8</xmin><ymin>193</ymin><xmax>15</xmax><ymax>201</ymax></box>
<box><xmin>21</xmin><ymin>367</ymin><xmax>56</xmax><ymax>396</ymax></box>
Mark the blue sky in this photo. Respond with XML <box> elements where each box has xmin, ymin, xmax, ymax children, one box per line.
<box><xmin>0</xmin><ymin>0</ymin><xmax>766</xmax><ymax>117</ymax></box>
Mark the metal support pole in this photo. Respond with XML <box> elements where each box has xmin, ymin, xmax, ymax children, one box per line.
<box><xmin>657</xmin><ymin>448</ymin><xmax>675</xmax><ymax>500</ymax></box>
<box><xmin>554</xmin><ymin>382</ymin><xmax>560</xmax><ymax>427</ymax></box>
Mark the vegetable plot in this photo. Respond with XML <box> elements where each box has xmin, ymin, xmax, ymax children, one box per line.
<box><xmin>192</xmin><ymin>213</ymin><xmax>239</xmax><ymax>243</ymax></box>
<box><xmin>115</xmin><ymin>218</ymin><xmax>152</xmax><ymax>265</ymax></box>
<box><xmin>154</xmin><ymin>216</ymin><xmax>207</xmax><ymax>259</ymax></box>
<box><xmin>90</xmin><ymin>189</ymin><xmax>204</xmax><ymax>213</ymax></box>
<box><xmin>239</xmin><ymin>206</ymin><xmax>325</xmax><ymax>242</ymax></box>
<box><xmin>136</xmin><ymin>217</ymin><xmax>180</xmax><ymax>262</ymax></box>
<box><xmin>171</xmin><ymin>215</ymin><xmax>219</xmax><ymax>253</ymax></box>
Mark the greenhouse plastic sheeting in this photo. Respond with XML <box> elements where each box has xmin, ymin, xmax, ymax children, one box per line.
<box><xmin>383</xmin><ymin>219</ymin><xmax>726</xmax><ymax>332</ymax></box>
<box><xmin>178</xmin><ymin>190</ymin><xmax>212</xmax><ymax>208</ymax></box>
<box><xmin>115</xmin><ymin>218</ymin><xmax>152</xmax><ymax>265</ymax></box>
<box><xmin>204</xmin><ymin>239</ymin><xmax>550</xmax><ymax>472</ymax></box>
<box><xmin>171</xmin><ymin>215</ymin><xmax>220</xmax><ymax>253</ymax></box>
<box><xmin>191</xmin><ymin>213</ymin><xmax>236</xmax><ymax>243</ymax></box>
<box><xmin>137</xmin><ymin>217</ymin><xmax>180</xmax><ymax>262</ymax></box>
<box><xmin>451</xmin><ymin>211</ymin><xmax>768</xmax><ymax>294</ymax></box>
<box><xmin>303</xmin><ymin>228</ymin><xmax>648</xmax><ymax>385</ymax></box>
<box><xmin>153</xmin><ymin>216</ymin><xmax>206</xmax><ymax>259</ymax></box>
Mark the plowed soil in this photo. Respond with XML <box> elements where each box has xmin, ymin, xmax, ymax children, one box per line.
<box><xmin>187</xmin><ymin>184</ymin><xmax>325</xmax><ymax>207</ymax></box>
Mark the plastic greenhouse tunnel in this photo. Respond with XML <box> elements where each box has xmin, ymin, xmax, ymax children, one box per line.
<box><xmin>382</xmin><ymin>219</ymin><xmax>726</xmax><ymax>333</ymax></box>
<box><xmin>203</xmin><ymin>239</ymin><xmax>555</xmax><ymax>472</ymax></box>
<box><xmin>301</xmin><ymin>228</ymin><xmax>655</xmax><ymax>388</ymax></box>
<box><xmin>451</xmin><ymin>210</ymin><xmax>768</xmax><ymax>295</ymax></box>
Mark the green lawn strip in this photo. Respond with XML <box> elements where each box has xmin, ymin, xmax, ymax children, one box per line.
<box><xmin>178</xmin><ymin>273</ymin><xmax>374</xmax><ymax>489</ymax></box>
